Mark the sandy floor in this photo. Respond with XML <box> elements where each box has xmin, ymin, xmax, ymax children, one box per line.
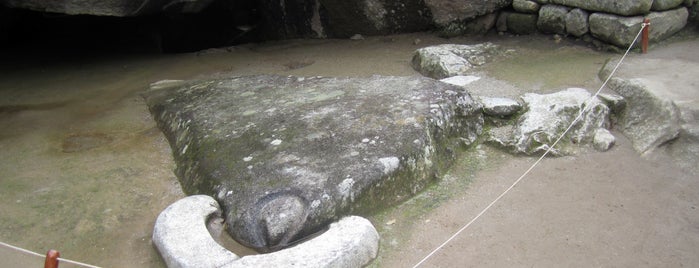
<box><xmin>0</xmin><ymin>30</ymin><xmax>697</xmax><ymax>267</ymax></box>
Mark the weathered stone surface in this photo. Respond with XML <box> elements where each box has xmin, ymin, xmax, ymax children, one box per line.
<box><xmin>565</xmin><ymin>8</ymin><xmax>590</xmax><ymax>37</ymax></box>
<box><xmin>411</xmin><ymin>43</ymin><xmax>502</xmax><ymax>79</ymax></box>
<box><xmin>1</xmin><ymin>0</ymin><xmax>213</xmax><ymax>16</ymax></box>
<box><xmin>513</xmin><ymin>0</ymin><xmax>541</xmax><ymax>13</ymax></box>
<box><xmin>592</xmin><ymin>128</ymin><xmax>615</xmax><ymax>151</ymax></box>
<box><xmin>646</xmin><ymin>8</ymin><xmax>690</xmax><ymax>42</ymax></box>
<box><xmin>652</xmin><ymin>0</ymin><xmax>684</xmax><ymax>11</ymax></box>
<box><xmin>603</xmin><ymin>77</ymin><xmax>682</xmax><ymax>154</ymax></box>
<box><xmin>537</xmin><ymin>4</ymin><xmax>570</xmax><ymax>34</ymax></box>
<box><xmin>487</xmin><ymin>88</ymin><xmax>610</xmax><ymax>155</ymax></box>
<box><xmin>424</xmin><ymin>0</ymin><xmax>512</xmax><ymax>27</ymax></box>
<box><xmin>597</xmin><ymin>93</ymin><xmax>626</xmax><ymax>114</ymax></box>
<box><xmin>144</xmin><ymin>75</ymin><xmax>483</xmax><ymax>251</ymax></box>
<box><xmin>319</xmin><ymin>0</ymin><xmax>433</xmax><ymax>37</ymax></box>
<box><xmin>589</xmin><ymin>13</ymin><xmax>644</xmax><ymax>47</ymax></box>
<box><xmin>440</xmin><ymin>75</ymin><xmax>482</xmax><ymax>87</ymax></box>
<box><xmin>547</xmin><ymin>0</ymin><xmax>653</xmax><ymax>16</ymax></box>
<box><xmin>590</xmin><ymin>8</ymin><xmax>688</xmax><ymax>47</ymax></box>
<box><xmin>507</xmin><ymin>13</ymin><xmax>539</xmax><ymax>34</ymax></box>
<box><xmin>479</xmin><ymin>97</ymin><xmax>522</xmax><ymax>117</ymax></box>
<box><xmin>153</xmin><ymin>195</ymin><xmax>380</xmax><ymax>268</ymax></box>
<box><xmin>496</xmin><ymin>11</ymin><xmax>513</xmax><ymax>32</ymax></box>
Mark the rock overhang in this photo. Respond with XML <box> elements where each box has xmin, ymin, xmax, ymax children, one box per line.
<box><xmin>143</xmin><ymin>74</ymin><xmax>483</xmax><ymax>251</ymax></box>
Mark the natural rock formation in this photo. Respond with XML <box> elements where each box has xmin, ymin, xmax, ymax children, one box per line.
<box><xmin>144</xmin><ymin>74</ymin><xmax>483</xmax><ymax>251</ymax></box>
<box><xmin>425</xmin><ymin>0</ymin><xmax>512</xmax><ymax>27</ymax></box>
<box><xmin>565</xmin><ymin>8</ymin><xmax>590</xmax><ymax>37</ymax></box>
<box><xmin>487</xmin><ymin>88</ymin><xmax>611</xmax><ymax>155</ymax></box>
<box><xmin>513</xmin><ymin>0</ymin><xmax>540</xmax><ymax>14</ymax></box>
<box><xmin>592</xmin><ymin>128</ymin><xmax>616</xmax><ymax>151</ymax></box>
<box><xmin>537</xmin><ymin>4</ymin><xmax>570</xmax><ymax>34</ymax></box>
<box><xmin>479</xmin><ymin>97</ymin><xmax>522</xmax><ymax>117</ymax></box>
<box><xmin>507</xmin><ymin>13</ymin><xmax>539</xmax><ymax>34</ymax></box>
<box><xmin>543</xmin><ymin>0</ymin><xmax>653</xmax><ymax>16</ymax></box>
<box><xmin>411</xmin><ymin>43</ymin><xmax>503</xmax><ymax>79</ymax></box>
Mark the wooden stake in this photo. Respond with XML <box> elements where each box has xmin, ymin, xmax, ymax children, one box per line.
<box><xmin>44</xmin><ymin>249</ymin><xmax>60</xmax><ymax>268</ymax></box>
<box><xmin>642</xmin><ymin>18</ymin><xmax>650</xmax><ymax>54</ymax></box>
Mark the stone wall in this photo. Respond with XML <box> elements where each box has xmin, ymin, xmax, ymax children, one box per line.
<box><xmin>498</xmin><ymin>0</ymin><xmax>690</xmax><ymax>48</ymax></box>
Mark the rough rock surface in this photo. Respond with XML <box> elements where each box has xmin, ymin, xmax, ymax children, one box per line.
<box><xmin>319</xmin><ymin>0</ymin><xmax>433</xmax><ymax>37</ymax></box>
<box><xmin>479</xmin><ymin>97</ymin><xmax>522</xmax><ymax>117</ymax></box>
<box><xmin>153</xmin><ymin>195</ymin><xmax>379</xmax><ymax>268</ymax></box>
<box><xmin>411</xmin><ymin>43</ymin><xmax>503</xmax><ymax>79</ymax></box>
<box><xmin>652</xmin><ymin>0</ymin><xmax>685</xmax><ymax>11</ymax></box>
<box><xmin>545</xmin><ymin>0</ymin><xmax>653</xmax><ymax>16</ymax></box>
<box><xmin>590</xmin><ymin>8</ymin><xmax>689</xmax><ymax>47</ymax></box>
<box><xmin>537</xmin><ymin>4</ymin><xmax>570</xmax><ymax>34</ymax></box>
<box><xmin>597</xmin><ymin>69</ymin><xmax>682</xmax><ymax>154</ymax></box>
<box><xmin>507</xmin><ymin>13</ymin><xmax>539</xmax><ymax>34</ymax></box>
<box><xmin>144</xmin><ymin>74</ymin><xmax>483</xmax><ymax>251</ymax></box>
<box><xmin>513</xmin><ymin>0</ymin><xmax>541</xmax><ymax>13</ymax></box>
<box><xmin>487</xmin><ymin>88</ymin><xmax>610</xmax><ymax>155</ymax></box>
<box><xmin>425</xmin><ymin>0</ymin><xmax>512</xmax><ymax>27</ymax></box>
<box><xmin>565</xmin><ymin>8</ymin><xmax>590</xmax><ymax>37</ymax></box>
<box><xmin>592</xmin><ymin>128</ymin><xmax>616</xmax><ymax>151</ymax></box>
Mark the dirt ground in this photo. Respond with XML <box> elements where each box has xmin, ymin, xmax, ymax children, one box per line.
<box><xmin>0</xmin><ymin>29</ymin><xmax>697</xmax><ymax>267</ymax></box>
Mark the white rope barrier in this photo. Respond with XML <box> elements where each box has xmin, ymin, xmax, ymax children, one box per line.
<box><xmin>412</xmin><ymin>22</ymin><xmax>649</xmax><ymax>268</ymax></box>
<box><xmin>0</xmin><ymin>241</ymin><xmax>101</xmax><ymax>268</ymax></box>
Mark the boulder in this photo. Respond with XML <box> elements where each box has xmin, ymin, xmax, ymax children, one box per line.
<box><xmin>592</xmin><ymin>128</ymin><xmax>616</xmax><ymax>151</ymax></box>
<box><xmin>537</xmin><ymin>4</ymin><xmax>570</xmax><ymax>34</ymax></box>
<box><xmin>143</xmin><ymin>75</ymin><xmax>483</xmax><ymax>251</ymax></box>
<box><xmin>319</xmin><ymin>0</ymin><xmax>433</xmax><ymax>37</ymax></box>
<box><xmin>645</xmin><ymin>7</ymin><xmax>689</xmax><ymax>42</ymax></box>
<box><xmin>496</xmin><ymin>11</ymin><xmax>513</xmax><ymax>32</ymax></box>
<box><xmin>153</xmin><ymin>195</ymin><xmax>380</xmax><ymax>268</ymax></box>
<box><xmin>513</xmin><ymin>0</ymin><xmax>541</xmax><ymax>14</ymax></box>
<box><xmin>604</xmin><ymin>77</ymin><xmax>681</xmax><ymax>154</ymax></box>
<box><xmin>565</xmin><ymin>8</ymin><xmax>590</xmax><ymax>37</ymax></box>
<box><xmin>651</xmin><ymin>0</ymin><xmax>685</xmax><ymax>11</ymax></box>
<box><xmin>546</xmin><ymin>0</ymin><xmax>653</xmax><ymax>16</ymax></box>
<box><xmin>590</xmin><ymin>8</ymin><xmax>689</xmax><ymax>47</ymax></box>
<box><xmin>424</xmin><ymin>0</ymin><xmax>512</xmax><ymax>27</ymax></box>
<box><xmin>411</xmin><ymin>43</ymin><xmax>503</xmax><ymax>79</ymax></box>
<box><xmin>479</xmin><ymin>97</ymin><xmax>522</xmax><ymax>117</ymax></box>
<box><xmin>589</xmin><ymin>13</ymin><xmax>644</xmax><ymax>48</ymax></box>
<box><xmin>487</xmin><ymin>88</ymin><xmax>611</xmax><ymax>155</ymax></box>
<box><xmin>507</xmin><ymin>13</ymin><xmax>539</xmax><ymax>34</ymax></box>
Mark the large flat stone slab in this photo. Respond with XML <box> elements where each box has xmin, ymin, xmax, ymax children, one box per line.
<box><xmin>143</xmin><ymin>75</ymin><xmax>483</xmax><ymax>251</ymax></box>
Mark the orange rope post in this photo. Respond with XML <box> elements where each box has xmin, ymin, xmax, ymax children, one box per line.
<box><xmin>44</xmin><ymin>249</ymin><xmax>60</xmax><ymax>268</ymax></box>
<box><xmin>642</xmin><ymin>18</ymin><xmax>650</xmax><ymax>54</ymax></box>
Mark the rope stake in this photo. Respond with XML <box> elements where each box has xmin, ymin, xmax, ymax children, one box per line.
<box><xmin>412</xmin><ymin>23</ymin><xmax>649</xmax><ymax>268</ymax></box>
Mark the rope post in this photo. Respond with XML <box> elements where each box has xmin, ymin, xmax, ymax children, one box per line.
<box><xmin>642</xmin><ymin>18</ymin><xmax>650</xmax><ymax>54</ymax></box>
<box><xmin>45</xmin><ymin>249</ymin><xmax>60</xmax><ymax>268</ymax></box>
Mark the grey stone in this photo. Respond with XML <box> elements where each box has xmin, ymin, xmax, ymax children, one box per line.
<box><xmin>424</xmin><ymin>0</ymin><xmax>512</xmax><ymax>27</ymax></box>
<box><xmin>507</xmin><ymin>13</ymin><xmax>539</xmax><ymax>34</ymax></box>
<box><xmin>513</xmin><ymin>0</ymin><xmax>541</xmax><ymax>13</ymax></box>
<box><xmin>143</xmin><ymin>75</ymin><xmax>483</xmax><ymax>251</ymax></box>
<box><xmin>597</xmin><ymin>93</ymin><xmax>626</xmax><ymax>114</ymax></box>
<box><xmin>479</xmin><ymin>97</ymin><xmax>522</xmax><ymax>117</ymax></box>
<box><xmin>565</xmin><ymin>8</ymin><xmax>590</xmax><ymax>37</ymax></box>
<box><xmin>652</xmin><ymin>0</ymin><xmax>684</xmax><ymax>11</ymax></box>
<box><xmin>589</xmin><ymin>13</ymin><xmax>645</xmax><ymax>48</ymax></box>
<box><xmin>496</xmin><ymin>11</ymin><xmax>513</xmax><ymax>32</ymax></box>
<box><xmin>153</xmin><ymin>195</ymin><xmax>380</xmax><ymax>268</ymax></box>
<box><xmin>537</xmin><ymin>4</ymin><xmax>570</xmax><ymax>34</ymax></box>
<box><xmin>590</xmin><ymin>8</ymin><xmax>689</xmax><ymax>48</ymax></box>
<box><xmin>153</xmin><ymin>195</ymin><xmax>239</xmax><ymax>268</ymax></box>
<box><xmin>412</xmin><ymin>43</ymin><xmax>502</xmax><ymax>79</ymax></box>
<box><xmin>1</xmin><ymin>0</ymin><xmax>213</xmax><ymax>16</ymax></box>
<box><xmin>546</xmin><ymin>0</ymin><xmax>652</xmax><ymax>16</ymax></box>
<box><xmin>487</xmin><ymin>88</ymin><xmax>611</xmax><ymax>155</ymax></box>
<box><xmin>440</xmin><ymin>75</ymin><xmax>482</xmax><ymax>87</ymax></box>
<box><xmin>592</xmin><ymin>128</ymin><xmax>616</xmax><ymax>151</ymax></box>
<box><xmin>645</xmin><ymin>8</ymin><xmax>689</xmax><ymax>42</ymax></box>
<box><xmin>605</xmin><ymin>77</ymin><xmax>681</xmax><ymax>153</ymax></box>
